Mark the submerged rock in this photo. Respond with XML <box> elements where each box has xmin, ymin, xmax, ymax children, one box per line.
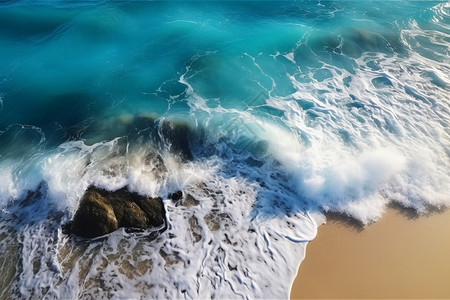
<box><xmin>69</xmin><ymin>186</ymin><xmax>166</xmax><ymax>238</ymax></box>
<box><xmin>171</xmin><ymin>192</ymin><xmax>200</xmax><ymax>207</ymax></box>
<box><xmin>183</xmin><ymin>194</ymin><xmax>200</xmax><ymax>207</ymax></box>
<box><xmin>168</xmin><ymin>190</ymin><xmax>183</xmax><ymax>201</ymax></box>
<box><xmin>160</xmin><ymin>121</ymin><xmax>193</xmax><ymax>160</ymax></box>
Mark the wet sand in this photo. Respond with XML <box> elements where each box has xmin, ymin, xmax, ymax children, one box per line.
<box><xmin>290</xmin><ymin>207</ymin><xmax>450</xmax><ymax>299</ymax></box>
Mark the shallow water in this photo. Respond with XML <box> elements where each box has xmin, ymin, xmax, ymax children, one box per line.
<box><xmin>0</xmin><ymin>1</ymin><xmax>449</xmax><ymax>298</ymax></box>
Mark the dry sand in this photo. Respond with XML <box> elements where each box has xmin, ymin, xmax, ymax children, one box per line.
<box><xmin>290</xmin><ymin>207</ymin><xmax>450</xmax><ymax>299</ymax></box>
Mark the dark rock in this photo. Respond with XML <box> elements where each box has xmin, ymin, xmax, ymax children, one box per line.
<box><xmin>172</xmin><ymin>193</ymin><xmax>199</xmax><ymax>207</ymax></box>
<box><xmin>133</xmin><ymin>194</ymin><xmax>165</xmax><ymax>227</ymax></box>
<box><xmin>71</xmin><ymin>188</ymin><xmax>119</xmax><ymax>238</ymax></box>
<box><xmin>70</xmin><ymin>186</ymin><xmax>166</xmax><ymax>238</ymax></box>
<box><xmin>168</xmin><ymin>190</ymin><xmax>183</xmax><ymax>201</ymax></box>
<box><xmin>112</xmin><ymin>197</ymin><xmax>149</xmax><ymax>229</ymax></box>
<box><xmin>183</xmin><ymin>194</ymin><xmax>200</xmax><ymax>207</ymax></box>
<box><xmin>161</xmin><ymin>121</ymin><xmax>193</xmax><ymax>160</ymax></box>
<box><xmin>188</xmin><ymin>215</ymin><xmax>202</xmax><ymax>243</ymax></box>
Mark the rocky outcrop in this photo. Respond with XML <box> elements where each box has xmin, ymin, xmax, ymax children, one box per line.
<box><xmin>83</xmin><ymin>115</ymin><xmax>194</xmax><ymax>160</ymax></box>
<box><xmin>168</xmin><ymin>190</ymin><xmax>183</xmax><ymax>201</ymax></box>
<box><xmin>169</xmin><ymin>191</ymin><xmax>200</xmax><ymax>207</ymax></box>
<box><xmin>67</xmin><ymin>186</ymin><xmax>166</xmax><ymax>238</ymax></box>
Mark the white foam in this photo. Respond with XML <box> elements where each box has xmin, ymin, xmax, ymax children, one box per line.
<box><xmin>12</xmin><ymin>161</ymin><xmax>320</xmax><ymax>299</ymax></box>
<box><xmin>0</xmin><ymin>162</ymin><xmax>19</xmax><ymax>206</ymax></box>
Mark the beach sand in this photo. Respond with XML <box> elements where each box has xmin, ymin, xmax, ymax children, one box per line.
<box><xmin>290</xmin><ymin>206</ymin><xmax>450</xmax><ymax>299</ymax></box>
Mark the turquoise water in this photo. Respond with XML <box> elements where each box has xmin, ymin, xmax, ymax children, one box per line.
<box><xmin>1</xmin><ymin>1</ymin><xmax>445</xmax><ymax>147</ymax></box>
<box><xmin>0</xmin><ymin>1</ymin><xmax>449</xmax><ymax>298</ymax></box>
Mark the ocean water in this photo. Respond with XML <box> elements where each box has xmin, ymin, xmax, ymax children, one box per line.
<box><xmin>0</xmin><ymin>0</ymin><xmax>449</xmax><ymax>298</ymax></box>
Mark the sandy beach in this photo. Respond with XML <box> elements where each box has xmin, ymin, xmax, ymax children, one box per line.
<box><xmin>291</xmin><ymin>207</ymin><xmax>450</xmax><ymax>299</ymax></box>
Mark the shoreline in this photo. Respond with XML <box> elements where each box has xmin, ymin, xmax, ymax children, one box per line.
<box><xmin>290</xmin><ymin>207</ymin><xmax>450</xmax><ymax>299</ymax></box>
